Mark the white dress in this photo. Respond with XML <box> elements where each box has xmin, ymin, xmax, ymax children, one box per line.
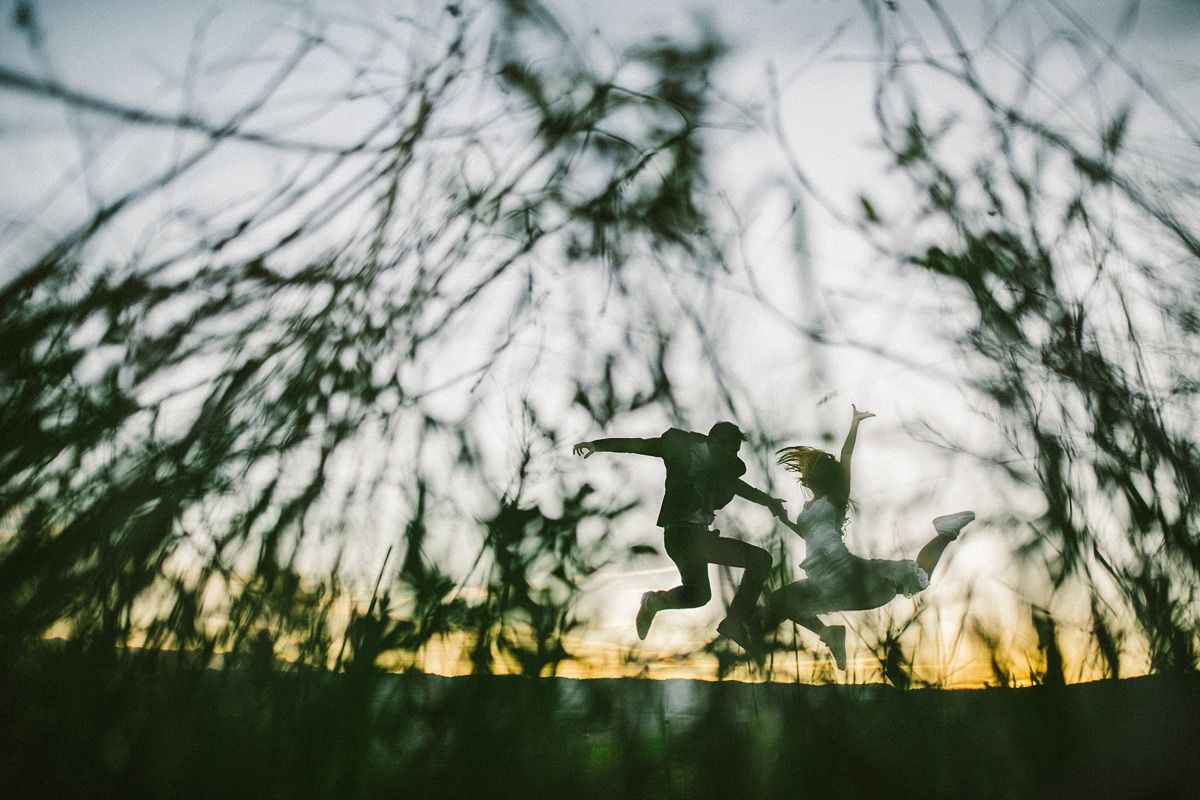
<box><xmin>782</xmin><ymin>496</ymin><xmax>929</xmax><ymax>613</ymax></box>
<box><xmin>796</xmin><ymin>497</ymin><xmax>854</xmax><ymax>581</ymax></box>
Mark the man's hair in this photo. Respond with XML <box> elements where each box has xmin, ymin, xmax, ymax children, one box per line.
<box><xmin>708</xmin><ymin>421</ymin><xmax>745</xmax><ymax>444</ymax></box>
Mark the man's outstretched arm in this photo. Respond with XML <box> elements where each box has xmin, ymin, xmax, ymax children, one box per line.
<box><xmin>734</xmin><ymin>479</ymin><xmax>787</xmax><ymax>520</ymax></box>
<box><xmin>573</xmin><ymin>436</ymin><xmax>664</xmax><ymax>459</ymax></box>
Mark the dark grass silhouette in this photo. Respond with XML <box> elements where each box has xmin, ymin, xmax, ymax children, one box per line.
<box><xmin>0</xmin><ymin>0</ymin><xmax>729</xmax><ymax>671</ymax></box>
<box><xmin>2</xmin><ymin>643</ymin><xmax>1199</xmax><ymax>800</ymax></box>
<box><xmin>859</xmin><ymin>0</ymin><xmax>1200</xmax><ymax>676</ymax></box>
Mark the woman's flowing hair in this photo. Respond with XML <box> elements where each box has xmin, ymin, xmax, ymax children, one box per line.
<box><xmin>776</xmin><ymin>446</ymin><xmax>829</xmax><ymax>480</ymax></box>
<box><xmin>776</xmin><ymin>446</ymin><xmax>849</xmax><ymax>507</ymax></box>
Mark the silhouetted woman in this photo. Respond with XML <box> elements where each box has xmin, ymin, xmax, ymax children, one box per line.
<box><xmin>767</xmin><ymin>405</ymin><xmax>974</xmax><ymax>670</ymax></box>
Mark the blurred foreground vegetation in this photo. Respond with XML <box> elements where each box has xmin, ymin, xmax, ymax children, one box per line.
<box><xmin>1</xmin><ymin>1</ymin><xmax>1199</xmax><ymax>795</ymax></box>
<box><xmin>3</xmin><ymin>643</ymin><xmax>1199</xmax><ymax>799</ymax></box>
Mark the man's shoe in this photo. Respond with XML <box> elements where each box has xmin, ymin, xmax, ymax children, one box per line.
<box><xmin>932</xmin><ymin>510</ymin><xmax>975</xmax><ymax>540</ymax></box>
<box><xmin>821</xmin><ymin>624</ymin><xmax>847</xmax><ymax>671</ymax></box>
<box><xmin>636</xmin><ymin>592</ymin><xmax>660</xmax><ymax>640</ymax></box>
<box><xmin>717</xmin><ymin>615</ymin><xmax>765</xmax><ymax>657</ymax></box>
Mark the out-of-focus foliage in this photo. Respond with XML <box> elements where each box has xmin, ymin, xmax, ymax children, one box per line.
<box><xmin>2</xmin><ymin>0</ymin><xmax>1200</xmax><ymax>796</ymax></box>
<box><xmin>859</xmin><ymin>0</ymin><xmax>1200</xmax><ymax>674</ymax></box>
<box><xmin>0</xmin><ymin>0</ymin><xmax>727</xmax><ymax>672</ymax></box>
<box><xmin>3</xmin><ymin>647</ymin><xmax>1199</xmax><ymax>799</ymax></box>
<box><xmin>0</xmin><ymin>0</ymin><xmax>1195</xmax><ymax>717</ymax></box>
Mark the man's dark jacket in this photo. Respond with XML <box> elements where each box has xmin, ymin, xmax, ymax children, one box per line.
<box><xmin>591</xmin><ymin>428</ymin><xmax>773</xmax><ymax>527</ymax></box>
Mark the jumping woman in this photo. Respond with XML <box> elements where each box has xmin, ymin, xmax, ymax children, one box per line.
<box><xmin>767</xmin><ymin>405</ymin><xmax>974</xmax><ymax>670</ymax></box>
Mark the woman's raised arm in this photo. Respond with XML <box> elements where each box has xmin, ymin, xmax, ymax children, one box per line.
<box><xmin>838</xmin><ymin>404</ymin><xmax>875</xmax><ymax>500</ymax></box>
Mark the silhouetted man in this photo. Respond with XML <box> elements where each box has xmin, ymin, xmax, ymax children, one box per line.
<box><xmin>573</xmin><ymin>422</ymin><xmax>786</xmax><ymax>651</ymax></box>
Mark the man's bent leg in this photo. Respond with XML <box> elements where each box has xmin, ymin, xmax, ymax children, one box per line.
<box><xmin>686</xmin><ymin>533</ymin><xmax>771</xmax><ymax>653</ymax></box>
<box><xmin>652</xmin><ymin>579</ymin><xmax>712</xmax><ymax>610</ymax></box>
<box><xmin>655</xmin><ymin>524</ymin><xmax>714</xmax><ymax>610</ymax></box>
<box><xmin>694</xmin><ymin>533</ymin><xmax>772</xmax><ymax>621</ymax></box>
<box><xmin>633</xmin><ymin>526</ymin><xmax>712</xmax><ymax>639</ymax></box>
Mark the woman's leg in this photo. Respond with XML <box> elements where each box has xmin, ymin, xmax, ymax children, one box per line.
<box><xmin>787</xmin><ymin>613</ymin><xmax>830</xmax><ymax>639</ymax></box>
<box><xmin>766</xmin><ymin>581</ymin><xmax>846</xmax><ymax>668</ymax></box>
<box><xmin>915</xmin><ymin>534</ymin><xmax>952</xmax><ymax>579</ymax></box>
<box><xmin>917</xmin><ymin>510</ymin><xmax>975</xmax><ymax>578</ymax></box>
<box><xmin>766</xmin><ymin>581</ymin><xmax>842</xmax><ymax>637</ymax></box>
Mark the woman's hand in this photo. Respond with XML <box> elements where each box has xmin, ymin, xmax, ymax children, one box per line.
<box><xmin>572</xmin><ymin>441</ymin><xmax>596</xmax><ymax>458</ymax></box>
<box><xmin>851</xmin><ymin>404</ymin><xmax>875</xmax><ymax>423</ymax></box>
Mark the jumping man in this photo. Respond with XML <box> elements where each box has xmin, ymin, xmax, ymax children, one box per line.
<box><xmin>573</xmin><ymin>422</ymin><xmax>787</xmax><ymax>651</ymax></box>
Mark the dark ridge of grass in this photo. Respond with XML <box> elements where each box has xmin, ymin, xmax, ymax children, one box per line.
<box><xmin>2</xmin><ymin>645</ymin><xmax>1197</xmax><ymax>800</ymax></box>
